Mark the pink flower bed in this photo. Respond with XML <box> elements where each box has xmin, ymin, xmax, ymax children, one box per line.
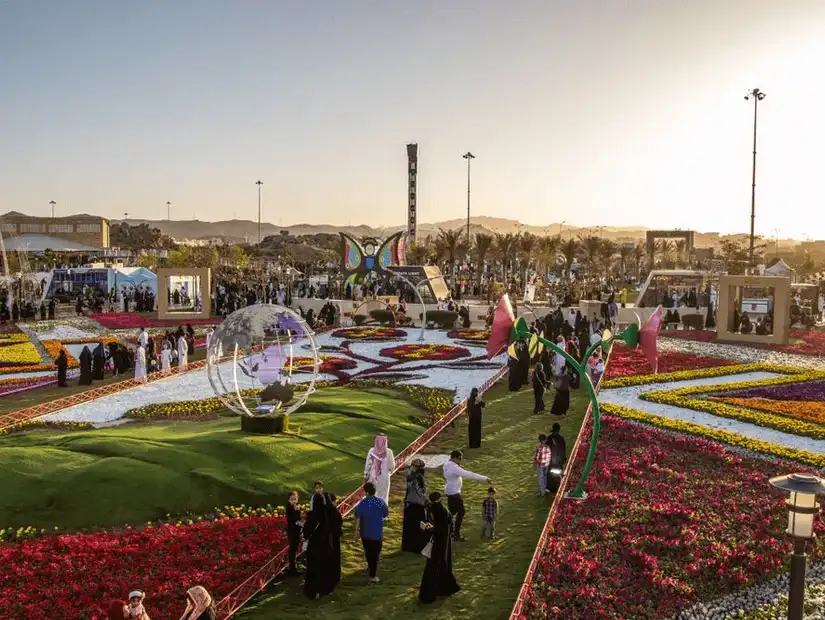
<box><xmin>89</xmin><ymin>313</ymin><xmax>220</xmax><ymax>330</ymax></box>
<box><xmin>522</xmin><ymin>416</ymin><xmax>823</xmax><ymax>619</ymax></box>
<box><xmin>604</xmin><ymin>343</ymin><xmax>736</xmax><ymax>379</ymax></box>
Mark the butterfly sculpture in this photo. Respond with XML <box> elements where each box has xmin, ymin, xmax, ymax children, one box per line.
<box><xmin>340</xmin><ymin>232</ymin><xmax>405</xmax><ymax>276</ymax></box>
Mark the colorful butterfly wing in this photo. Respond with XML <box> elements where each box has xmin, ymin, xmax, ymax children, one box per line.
<box><xmin>377</xmin><ymin>232</ymin><xmax>403</xmax><ymax>270</ymax></box>
<box><xmin>340</xmin><ymin>233</ymin><xmax>365</xmax><ymax>272</ymax></box>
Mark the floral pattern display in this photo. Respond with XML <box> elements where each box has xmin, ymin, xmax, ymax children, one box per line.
<box><xmin>0</xmin><ymin>334</ymin><xmax>43</xmax><ymax>368</ymax></box>
<box><xmin>523</xmin><ymin>415</ymin><xmax>825</xmax><ymax>619</ymax></box>
<box><xmin>331</xmin><ymin>326</ymin><xmax>406</xmax><ymax>340</ymax></box>
<box><xmin>287</xmin><ymin>355</ymin><xmax>358</xmax><ymax>374</ymax></box>
<box><xmin>447</xmin><ymin>328</ymin><xmax>490</xmax><ymax>341</ymax></box>
<box><xmin>661</xmin><ymin>328</ymin><xmax>825</xmax><ymax>356</ymax></box>
<box><xmin>379</xmin><ymin>343</ymin><xmax>472</xmax><ymax>361</ymax></box>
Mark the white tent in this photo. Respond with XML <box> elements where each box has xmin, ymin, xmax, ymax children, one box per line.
<box><xmin>764</xmin><ymin>259</ymin><xmax>794</xmax><ymax>278</ymax></box>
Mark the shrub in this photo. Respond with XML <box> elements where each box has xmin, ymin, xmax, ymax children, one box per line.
<box><xmin>419</xmin><ymin>310</ymin><xmax>458</xmax><ymax>329</ymax></box>
<box><xmin>369</xmin><ymin>309</ymin><xmax>397</xmax><ymax>325</ymax></box>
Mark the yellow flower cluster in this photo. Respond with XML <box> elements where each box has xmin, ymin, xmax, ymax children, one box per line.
<box><xmin>0</xmin><ymin>420</ymin><xmax>93</xmax><ymax>436</ymax></box>
<box><xmin>600</xmin><ymin>363</ymin><xmax>805</xmax><ymax>389</ymax></box>
<box><xmin>0</xmin><ymin>525</ymin><xmax>59</xmax><ymax>542</ymax></box>
<box><xmin>0</xmin><ymin>334</ymin><xmax>44</xmax><ymax>366</ymax></box>
<box><xmin>126</xmin><ymin>389</ymin><xmax>261</xmax><ymax>419</ymax></box>
<box><xmin>601</xmin><ymin>403</ymin><xmax>825</xmax><ymax>468</ymax></box>
<box><xmin>640</xmin><ymin>371</ymin><xmax>825</xmax><ymax>439</ymax></box>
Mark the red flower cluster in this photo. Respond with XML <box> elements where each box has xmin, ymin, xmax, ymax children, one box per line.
<box><xmin>524</xmin><ymin>416</ymin><xmax>823</xmax><ymax>618</ymax></box>
<box><xmin>662</xmin><ymin>329</ymin><xmax>825</xmax><ymax>356</ymax></box>
<box><xmin>604</xmin><ymin>343</ymin><xmax>736</xmax><ymax>378</ymax></box>
<box><xmin>447</xmin><ymin>328</ymin><xmax>490</xmax><ymax>341</ymax></box>
<box><xmin>0</xmin><ymin>516</ymin><xmax>287</xmax><ymax>619</ymax></box>
<box><xmin>89</xmin><ymin>313</ymin><xmax>220</xmax><ymax>330</ymax></box>
<box><xmin>289</xmin><ymin>355</ymin><xmax>358</xmax><ymax>373</ymax></box>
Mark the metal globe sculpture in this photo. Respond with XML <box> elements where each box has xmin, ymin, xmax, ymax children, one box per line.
<box><xmin>206</xmin><ymin>304</ymin><xmax>320</xmax><ymax>417</ymax></box>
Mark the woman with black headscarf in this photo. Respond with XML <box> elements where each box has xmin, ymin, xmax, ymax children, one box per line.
<box><xmin>56</xmin><ymin>350</ymin><xmax>68</xmax><ymax>387</ymax></box>
<box><xmin>78</xmin><ymin>346</ymin><xmax>93</xmax><ymax>386</ymax></box>
<box><xmin>303</xmin><ymin>482</ymin><xmax>341</xmax><ymax>599</ymax></box>
<box><xmin>419</xmin><ymin>492</ymin><xmax>461</xmax><ymax>604</ymax></box>
<box><xmin>466</xmin><ymin>387</ymin><xmax>485</xmax><ymax>448</ymax></box>
<box><xmin>402</xmin><ymin>459</ymin><xmax>429</xmax><ymax>553</ymax></box>
<box><xmin>92</xmin><ymin>342</ymin><xmax>106</xmax><ymax>380</ymax></box>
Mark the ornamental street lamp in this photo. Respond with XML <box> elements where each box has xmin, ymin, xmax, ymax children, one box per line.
<box><xmin>769</xmin><ymin>472</ymin><xmax>825</xmax><ymax>620</ymax></box>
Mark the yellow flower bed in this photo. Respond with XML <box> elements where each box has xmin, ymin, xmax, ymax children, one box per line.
<box><xmin>715</xmin><ymin>397</ymin><xmax>825</xmax><ymax>425</ymax></box>
<box><xmin>602</xmin><ymin>403</ymin><xmax>825</xmax><ymax>468</ymax></box>
<box><xmin>600</xmin><ymin>363</ymin><xmax>804</xmax><ymax>389</ymax></box>
<box><xmin>0</xmin><ymin>341</ymin><xmax>43</xmax><ymax>365</ymax></box>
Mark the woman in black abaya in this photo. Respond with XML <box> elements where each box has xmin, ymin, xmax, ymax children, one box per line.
<box><xmin>303</xmin><ymin>490</ymin><xmax>341</xmax><ymax>599</ymax></box>
<box><xmin>419</xmin><ymin>492</ymin><xmax>460</xmax><ymax>604</ymax></box>
<box><xmin>466</xmin><ymin>387</ymin><xmax>485</xmax><ymax>449</ymax></box>
<box><xmin>78</xmin><ymin>346</ymin><xmax>93</xmax><ymax>386</ymax></box>
<box><xmin>401</xmin><ymin>459</ymin><xmax>429</xmax><ymax>553</ymax></box>
<box><xmin>56</xmin><ymin>350</ymin><xmax>68</xmax><ymax>387</ymax></box>
<box><xmin>92</xmin><ymin>343</ymin><xmax>106</xmax><ymax>380</ymax></box>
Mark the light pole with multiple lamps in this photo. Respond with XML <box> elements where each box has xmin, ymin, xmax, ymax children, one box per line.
<box><xmin>745</xmin><ymin>88</ymin><xmax>766</xmax><ymax>271</ymax></box>
<box><xmin>256</xmin><ymin>180</ymin><xmax>263</xmax><ymax>245</ymax></box>
<box><xmin>462</xmin><ymin>152</ymin><xmax>474</xmax><ymax>243</ymax></box>
<box><xmin>769</xmin><ymin>472</ymin><xmax>825</xmax><ymax>620</ymax></box>
<box><xmin>49</xmin><ymin>200</ymin><xmax>56</xmax><ymax>219</ymax></box>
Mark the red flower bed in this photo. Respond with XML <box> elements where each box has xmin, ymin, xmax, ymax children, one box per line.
<box><xmin>662</xmin><ymin>329</ymin><xmax>825</xmax><ymax>356</ymax></box>
<box><xmin>331</xmin><ymin>326</ymin><xmax>406</xmax><ymax>340</ymax></box>
<box><xmin>380</xmin><ymin>343</ymin><xmax>472</xmax><ymax>361</ymax></box>
<box><xmin>289</xmin><ymin>355</ymin><xmax>358</xmax><ymax>373</ymax></box>
<box><xmin>447</xmin><ymin>328</ymin><xmax>490</xmax><ymax>341</ymax></box>
<box><xmin>523</xmin><ymin>415</ymin><xmax>824</xmax><ymax>619</ymax></box>
<box><xmin>0</xmin><ymin>516</ymin><xmax>287</xmax><ymax>619</ymax></box>
<box><xmin>604</xmin><ymin>343</ymin><xmax>736</xmax><ymax>379</ymax></box>
<box><xmin>89</xmin><ymin>313</ymin><xmax>220</xmax><ymax>330</ymax></box>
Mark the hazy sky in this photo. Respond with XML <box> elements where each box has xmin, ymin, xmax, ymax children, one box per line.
<box><xmin>1</xmin><ymin>1</ymin><xmax>824</xmax><ymax>238</ymax></box>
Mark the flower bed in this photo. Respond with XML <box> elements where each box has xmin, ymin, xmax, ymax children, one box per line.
<box><xmin>603</xmin><ymin>343</ymin><xmax>737</xmax><ymax>381</ymax></box>
<box><xmin>0</xmin><ymin>420</ymin><xmax>93</xmax><ymax>437</ymax></box>
<box><xmin>0</xmin><ymin>514</ymin><xmax>288</xmax><ymax>618</ymax></box>
<box><xmin>379</xmin><ymin>343</ymin><xmax>472</xmax><ymax>361</ymax></box>
<box><xmin>716</xmin><ymin>379</ymin><xmax>825</xmax><ymax>402</ymax></box>
<box><xmin>662</xmin><ymin>328</ymin><xmax>825</xmax><ymax>356</ymax></box>
<box><xmin>40</xmin><ymin>340</ymin><xmax>79</xmax><ymax>368</ymax></box>
<box><xmin>447</xmin><ymin>328</ymin><xmax>490</xmax><ymax>341</ymax></box>
<box><xmin>331</xmin><ymin>326</ymin><xmax>407</xmax><ymax>340</ymax></box>
<box><xmin>639</xmin><ymin>372</ymin><xmax>825</xmax><ymax>439</ymax></box>
<box><xmin>0</xmin><ymin>334</ymin><xmax>43</xmax><ymax>367</ymax></box>
<box><xmin>600</xmin><ymin>362</ymin><xmax>800</xmax><ymax>389</ymax></box>
<box><xmin>89</xmin><ymin>312</ymin><xmax>220</xmax><ymax>330</ymax></box>
<box><xmin>715</xmin><ymin>396</ymin><xmax>825</xmax><ymax>425</ymax></box>
<box><xmin>287</xmin><ymin>355</ymin><xmax>358</xmax><ymax>373</ymax></box>
<box><xmin>602</xmin><ymin>403</ymin><xmax>825</xmax><ymax>468</ymax></box>
<box><xmin>523</xmin><ymin>414</ymin><xmax>825</xmax><ymax>619</ymax></box>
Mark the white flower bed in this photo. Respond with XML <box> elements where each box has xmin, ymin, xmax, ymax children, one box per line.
<box><xmin>658</xmin><ymin>336</ymin><xmax>825</xmax><ymax>370</ymax></box>
<box><xmin>21</xmin><ymin>318</ymin><xmax>104</xmax><ymax>338</ymax></box>
<box><xmin>40</xmin><ymin>329</ymin><xmax>506</xmax><ymax>426</ymax></box>
<box><xmin>599</xmin><ymin>372</ymin><xmax>825</xmax><ymax>453</ymax></box>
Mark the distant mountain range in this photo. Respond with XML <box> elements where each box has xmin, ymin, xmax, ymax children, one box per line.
<box><xmin>113</xmin><ymin>215</ymin><xmax>747</xmax><ymax>248</ymax></box>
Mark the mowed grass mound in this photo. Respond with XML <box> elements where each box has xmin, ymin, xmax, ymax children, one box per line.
<box><xmin>0</xmin><ymin>386</ymin><xmax>426</xmax><ymax>532</ymax></box>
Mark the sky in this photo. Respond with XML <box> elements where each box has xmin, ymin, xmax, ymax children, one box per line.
<box><xmin>1</xmin><ymin>1</ymin><xmax>824</xmax><ymax>239</ymax></box>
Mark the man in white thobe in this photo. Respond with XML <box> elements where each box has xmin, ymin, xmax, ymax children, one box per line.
<box><xmin>177</xmin><ymin>335</ymin><xmax>188</xmax><ymax>371</ymax></box>
<box><xmin>134</xmin><ymin>345</ymin><xmax>147</xmax><ymax>384</ymax></box>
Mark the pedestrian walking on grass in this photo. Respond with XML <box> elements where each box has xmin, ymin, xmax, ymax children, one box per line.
<box><xmin>534</xmin><ymin>435</ymin><xmax>551</xmax><ymax>496</ymax></box>
<box><xmin>354</xmin><ymin>481</ymin><xmax>389</xmax><ymax>583</ymax></box>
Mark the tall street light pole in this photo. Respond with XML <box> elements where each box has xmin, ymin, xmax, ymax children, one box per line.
<box><xmin>463</xmin><ymin>152</ymin><xmax>475</xmax><ymax>244</ymax></box>
<box><xmin>745</xmin><ymin>88</ymin><xmax>766</xmax><ymax>270</ymax></box>
<box><xmin>49</xmin><ymin>201</ymin><xmax>56</xmax><ymax>219</ymax></box>
<box><xmin>256</xmin><ymin>180</ymin><xmax>264</xmax><ymax>245</ymax></box>
<box><xmin>167</xmin><ymin>201</ymin><xmax>171</xmax><ymax>221</ymax></box>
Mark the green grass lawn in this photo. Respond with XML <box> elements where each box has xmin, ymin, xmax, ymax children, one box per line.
<box><xmin>238</xmin><ymin>384</ymin><xmax>590</xmax><ymax>620</ymax></box>
<box><xmin>0</xmin><ymin>386</ymin><xmax>424</xmax><ymax>531</ymax></box>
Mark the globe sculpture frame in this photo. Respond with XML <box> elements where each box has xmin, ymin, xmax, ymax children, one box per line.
<box><xmin>206</xmin><ymin>304</ymin><xmax>321</xmax><ymax>417</ymax></box>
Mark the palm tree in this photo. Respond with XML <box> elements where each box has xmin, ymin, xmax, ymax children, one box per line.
<box><xmin>473</xmin><ymin>233</ymin><xmax>494</xmax><ymax>289</ymax></box>
<box><xmin>618</xmin><ymin>244</ymin><xmax>634</xmax><ymax>283</ymax></box>
<box><xmin>633</xmin><ymin>241</ymin><xmax>646</xmax><ymax>281</ymax></box>
<box><xmin>493</xmin><ymin>232</ymin><xmax>517</xmax><ymax>282</ymax></box>
<box><xmin>598</xmin><ymin>240</ymin><xmax>619</xmax><ymax>283</ymax></box>
<box><xmin>537</xmin><ymin>235</ymin><xmax>562</xmax><ymax>276</ymax></box>
<box><xmin>406</xmin><ymin>242</ymin><xmax>430</xmax><ymax>266</ymax></box>
<box><xmin>436</xmin><ymin>228</ymin><xmax>463</xmax><ymax>287</ymax></box>
<box><xmin>656</xmin><ymin>239</ymin><xmax>674</xmax><ymax>267</ymax></box>
<box><xmin>578</xmin><ymin>234</ymin><xmax>603</xmax><ymax>280</ymax></box>
<box><xmin>560</xmin><ymin>238</ymin><xmax>580</xmax><ymax>280</ymax></box>
<box><xmin>675</xmin><ymin>239</ymin><xmax>687</xmax><ymax>268</ymax></box>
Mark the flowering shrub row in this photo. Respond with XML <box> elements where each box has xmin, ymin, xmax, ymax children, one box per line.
<box><xmin>604</xmin><ymin>344</ymin><xmax>736</xmax><ymax>380</ymax></box>
<box><xmin>0</xmin><ymin>420</ymin><xmax>93</xmax><ymax>437</ymax></box>
<box><xmin>600</xmin><ymin>362</ymin><xmax>804</xmax><ymax>389</ymax></box>
<box><xmin>0</xmin><ymin>513</ymin><xmax>288</xmax><ymax>618</ymax></box>
<box><xmin>601</xmin><ymin>403</ymin><xmax>825</xmax><ymax>468</ymax></box>
<box><xmin>379</xmin><ymin>343</ymin><xmax>472</xmax><ymax>361</ymax></box>
<box><xmin>715</xmin><ymin>397</ymin><xmax>825</xmax><ymax>426</ymax></box>
<box><xmin>523</xmin><ymin>414</ymin><xmax>825</xmax><ymax>619</ymax></box>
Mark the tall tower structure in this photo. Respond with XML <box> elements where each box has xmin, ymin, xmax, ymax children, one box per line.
<box><xmin>406</xmin><ymin>143</ymin><xmax>418</xmax><ymax>243</ymax></box>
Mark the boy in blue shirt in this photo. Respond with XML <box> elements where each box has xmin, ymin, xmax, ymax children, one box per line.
<box><xmin>354</xmin><ymin>481</ymin><xmax>390</xmax><ymax>583</ymax></box>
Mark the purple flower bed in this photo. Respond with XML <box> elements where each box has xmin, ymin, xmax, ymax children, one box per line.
<box><xmin>718</xmin><ymin>380</ymin><xmax>825</xmax><ymax>402</ymax></box>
